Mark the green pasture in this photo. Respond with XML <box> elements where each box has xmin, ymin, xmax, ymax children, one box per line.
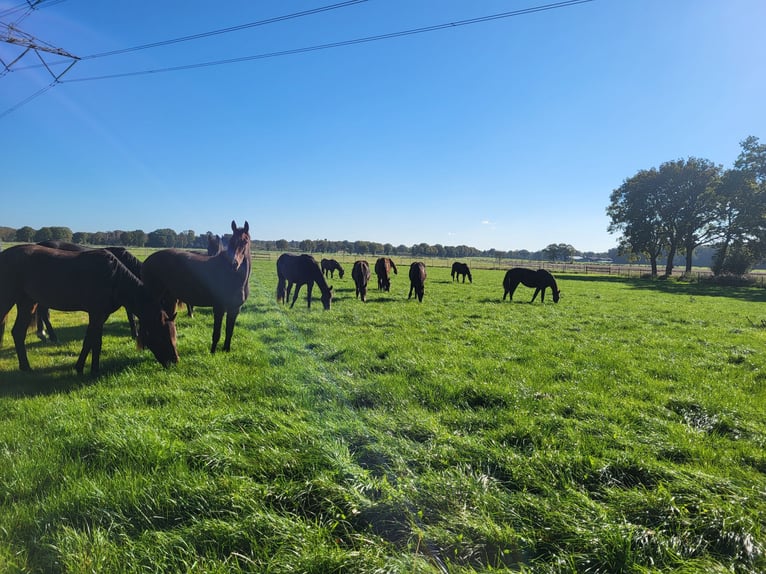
<box><xmin>0</xmin><ymin>258</ymin><xmax>765</xmax><ymax>573</ymax></box>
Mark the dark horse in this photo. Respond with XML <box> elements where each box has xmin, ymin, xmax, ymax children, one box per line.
<box><xmin>451</xmin><ymin>261</ymin><xmax>472</xmax><ymax>283</ymax></box>
<box><xmin>351</xmin><ymin>260</ymin><xmax>371</xmax><ymax>302</ymax></box>
<box><xmin>0</xmin><ymin>244</ymin><xmax>178</xmax><ymax>375</ymax></box>
<box><xmin>502</xmin><ymin>267</ymin><xmax>560</xmax><ymax>303</ymax></box>
<box><xmin>141</xmin><ymin>220</ymin><xmax>252</xmax><ymax>353</ymax></box>
<box><xmin>321</xmin><ymin>258</ymin><xmax>345</xmax><ymax>279</ymax></box>
<box><xmin>276</xmin><ymin>254</ymin><xmax>333</xmax><ymax>310</ymax></box>
<box><xmin>35</xmin><ymin>242</ymin><xmax>145</xmax><ymax>341</ymax></box>
<box><xmin>374</xmin><ymin>257</ymin><xmax>398</xmax><ymax>292</ymax></box>
<box><xmin>408</xmin><ymin>261</ymin><xmax>427</xmax><ymax>302</ymax></box>
<box><xmin>185</xmin><ymin>233</ymin><xmax>225</xmax><ymax>318</ymax></box>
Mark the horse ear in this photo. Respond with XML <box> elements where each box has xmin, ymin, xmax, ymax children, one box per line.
<box><xmin>244</xmin><ymin>220</ymin><xmax>249</xmax><ymax>233</ymax></box>
<box><xmin>231</xmin><ymin>220</ymin><xmax>237</xmax><ymax>232</ymax></box>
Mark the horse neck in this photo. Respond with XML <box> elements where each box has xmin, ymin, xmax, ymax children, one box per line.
<box><xmin>312</xmin><ymin>263</ymin><xmax>331</xmax><ymax>293</ymax></box>
<box><xmin>110</xmin><ymin>259</ymin><xmax>147</xmax><ymax>315</ymax></box>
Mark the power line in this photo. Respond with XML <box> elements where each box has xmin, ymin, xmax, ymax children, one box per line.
<box><xmin>63</xmin><ymin>0</ymin><xmax>594</xmax><ymax>83</ymax></box>
<box><xmin>81</xmin><ymin>0</ymin><xmax>369</xmax><ymax>60</ymax></box>
<box><xmin>2</xmin><ymin>0</ymin><xmax>594</xmax><ymax>117</ymax></box>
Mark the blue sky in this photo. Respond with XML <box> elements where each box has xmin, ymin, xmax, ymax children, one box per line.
<box><xmin>1</xmin><ymin>0</ymin><xmax>764</xmax><ymax>252</ymax></box>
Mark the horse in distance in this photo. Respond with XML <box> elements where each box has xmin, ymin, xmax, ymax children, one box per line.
<box><xmin>351</xmin><ymin>260</ymin><xmax>371</xmax><ymax>302</ymax></box>
<box><xmin>408</xmin><ymin>262</ymin><xmax>427</xmax><ymax>302</ymax></box>
<box><xmin>0</xmin><ymin>244</ymin><xmax>178</xmax><ymax>375</ymax></box>
<box><xmin>276</xmin><ymin>253</ymin><xmax>333</xmax><ymax>310</ymax></box>
<box><xmin>374</xmin><ymin>257</ymin><xmax>398</xmax><ymax>292</ymax></box>
<box><xmin>451</xmin><ymin>262</ymin><xmax>472</xmax><ymax>283</ymax></box>
<box><xmin>141</xmin><ymin>220</ymin><xmax>252</xmax><ymax>354</ymax></box>
<box><xmin>321</xmin><ymin>258</ymin><xmax>345</xmax><ymax>279</ymax></box>
<box><xmin>502</xmin><ymin>267</ymin><xmax>560</xmax><ymax>303</ymax></box>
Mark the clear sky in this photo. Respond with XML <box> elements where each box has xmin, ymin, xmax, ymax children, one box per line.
<box><xmin>1</xmin><ymin>0</ymin><xmax>764</xmax><ymax>252</ymax></box>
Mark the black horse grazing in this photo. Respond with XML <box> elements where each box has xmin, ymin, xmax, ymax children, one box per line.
<box><xmin>0</xmin><ymin>244</ymin><xmax>178</xmax><ymax>375</ymax></box>
<box><xmin>142</xmin><ymin>220</ymin><xmax>252</xmax><ymax>353</ymax></box>
<box><xmin>503</xmin><ymin>267</ymin><xmax>560</xmax><ymax>303</ymax></box>
<box><xmin>35</xmin><ymin>242</ymin><xmax>145</xmax><ymax>341</ymax></box>
<box><xmin>374</xmin><ymin>257</ymin><xmax>398</xmax><ymax>292</ymax></box>
<box><xmin>408</xmin><ymin>262</ymin><xmax>427</xmax><ymax>302</ymax></box>
<box><xmin>451</xmin><ymin>261</ymin><xmax>473</xmax><ymax>283</ymax></box>
<box><xmin>351</xmin><ymin>260</ymin><xmax>371</xmax><ymax>302</ymax></box>
<box><xmin>321</xmin><ymin>258</ymin><xmax>345</xmax><ymax>279</ymax></box>
<box><xmin>276</xmin><ymin>253</ymin><xmax>333</xmax><ymax>310</ymax></box>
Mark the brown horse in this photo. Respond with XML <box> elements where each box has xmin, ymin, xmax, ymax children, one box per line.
<box><xmin>451</xmin><ymin>261</ymin><xmax>472</xmax><ymax>283</ymax></box>
<box><xmin>0</xmin><ymin>244</ymin><xmax>178</xmax><ymax>375</ymax></box>
<box><xmin>374</xmin><ymin>257</ymin><xmax>398</xmax><ymax>291</ymax></box>
<box><xmin>321</xmin><ymin>258</ymin><xmax>345</xmax><ymax>279</ymax></box>
<box><xmin>351</xmin><ymin>260</ymin><xmax>371</xmax><ymax>302</ymax></box>
<box><xmin>408</xmin><ymin>262</ymin><xmax>427</xmax><ymax>302</ymax></box>
<box><xmin>141</xmin><ymin>220</ymin><xmax>251</xmax><ymax>353</ymax></box>
<box><xmin>35</xmin><ymin>242</ymin><xmax>145</xmax><ymax>341</ymax></box>
<box><xmin>502</xmin><ymin>267</ymin><xmax>560</xmax><ymax>303</ymax></box>
<box><xmin>185</xmin><ymin>233</ymin><xmax>226</xmax><ymax>318</ymax></box>
<box><xmin>276</xmin><ymin>253</ymin><xmax>333</xmax><ymax>310</ymax></box>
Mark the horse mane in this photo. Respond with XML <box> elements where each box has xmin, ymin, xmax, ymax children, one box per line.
<box><xmin>105</xmin><ymin>251</ymin><xmax>149</xmax><ymax>316</ymax></box>
<box><xmin>311</xmin><ymin>259</ymin><xmax>333</xmax><ymax>294</ymax></box>
<box><xmin>105</xmin><ymin>247</ymin><xmax>142</xmax><ymax>278</ymax></box>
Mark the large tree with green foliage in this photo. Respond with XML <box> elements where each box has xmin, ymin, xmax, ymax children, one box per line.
<box><xmin>607</xmin><ymin>158</ymin><xmax>721</xmax><ymax>276</ymax></box>
<box><xmin>607</xmin><ymin>168</ymin><xmax>668</xmax><ymax>277</ymax></box>
<box><xmin>709</xmin><ymin>136</ymin><xmax>766</xmax><ymax>275</ymax></box>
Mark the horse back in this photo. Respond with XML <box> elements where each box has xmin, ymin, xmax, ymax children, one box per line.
<box><xmin>143</xmin><ymin>249</ymin><xmax>238</xmax><ymax>307</ymax></box>
<box><xmin>2</xmin><ymin>244</ymin><xmax>121</xmax><ymax>312</ymax></box>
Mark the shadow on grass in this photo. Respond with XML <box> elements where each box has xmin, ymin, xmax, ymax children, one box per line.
<box><xmin>558</xmin><ymin>273</ymin><xmax>766</xmax><ymax>302</ymax></box>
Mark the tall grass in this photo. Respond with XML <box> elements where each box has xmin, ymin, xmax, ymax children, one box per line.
<box><xmin>0</xmin><ymin>259</ymin><xmax>764</xmax><ymax>572</ymax></box>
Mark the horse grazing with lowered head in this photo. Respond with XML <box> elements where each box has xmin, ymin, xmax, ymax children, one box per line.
<box><xmin>451</xmin><ymin>261</ymin><xmax>472</xmax><ymax>283</ymax></box>
<box><xmin>374</xmin><ymin>257</ymin><xmax>398</xmax><ymax>291</ymax></box>
<box><xmin>351</xmin><ymin>260</ymin><xmax>371</xmax><ymax>302</ymax></box>
<box><xmin>34</xmin><ymin>242</ymin><xmax>145</xmax><ymax>341</ymax></box>
<box><xmin>0</xmin><ymin>244</ymin><xmax>178</xmax><ymax>375</ymax></box>
<box><xmin>141</xmin><ymin>220</ymin><xmax>252</xmax><ymax>354</ymax></box>
<box><xmin>408</xmin><ymin>262</ymin><xmax>427</xmax><ymax>302</ymax></box>
<box><xmin>321</xmin><ymin>258</ymin><xmax>345</xmax><ymax>279</ymax></box>
<box><xmin>276</xmin><ymin>253</ymin><xmax>333</xmax><ymax>310</ymax></box>
<box><xmin>503</xmin><ymin>267</ymin><xmax>560</xmax><ymax>303</ymax></box>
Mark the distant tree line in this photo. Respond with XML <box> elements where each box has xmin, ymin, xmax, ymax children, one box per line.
<box><xmin>0</xmin><ymin>224</ymin><xmax>613</xmax><ymax>263</ymax></box>
<box><xmin>607</xmin><ymin>135</ymin><xmax>766</xmax><ymax>277</ymax></box>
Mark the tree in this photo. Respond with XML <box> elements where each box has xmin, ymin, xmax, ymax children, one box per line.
<box><xmin>299</xmin><ymin>239</ymin><xmax>315</xmax><ymax>253</ymax></box>
<box><xmin>656</xmin><ymin>158</ymin><xmax>721</xmax><ymax>274</ymax></box>
<box><xmin>710</xmin><ymin>137</ymin><xmax>766</xmax><ymax>275</ymax></box>
<box><xmin>607</xmin><ymin>168</ymin><xmax>668</xmax><ymax>277</ymax></box>
<box><xmin>275</xmin><ymin>239</ymin><xmax>289</xmax><ymax>251</ymax></box>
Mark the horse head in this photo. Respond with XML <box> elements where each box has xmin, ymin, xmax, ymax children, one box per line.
<box><xmin>553</xmin><ymin>289</ymin><xmax>561</xmax><ymax>303</ymax></box>
<box><xmin>137</xmin><ymin>306</ymin><xmax>179</xmax><ymax>368</ymax></box>
<box><xmin>321</xmin><ymin>285</ymin><xmax>333</xmax><ymax>310</ymax></box>
<box><xmin>227</xmin><ymin>220</ymin><xmax>251</xmax><ymax>270</ymax></box>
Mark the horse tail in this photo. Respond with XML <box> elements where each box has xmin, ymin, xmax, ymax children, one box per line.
<box><xmin>276</xmin><ymin>278</ymin><xmax>286</xmax><ymax>303</ymax></box>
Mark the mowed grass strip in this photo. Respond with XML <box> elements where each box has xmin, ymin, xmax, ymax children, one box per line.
<box><xmin>0</xmin><ymin>258</ymin><xmax>765</xmax><ymax>572</ymax></box>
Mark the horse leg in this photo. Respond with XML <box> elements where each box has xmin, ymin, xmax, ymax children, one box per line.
<box><xmin>305</xmin><ymin>283</ymin><xmax>314</xmax><ymax>308</ymax></box>
<box><xmin>186</xmin><ymin>303</ymin><xmax>194</xmax><ymax>318</ymax></box>
<box><xmin>125</xmin><ymin>308</ymin><xmax>138</xmax><ymax>339</ymax></box>
<box><xmin>222</xmin><ymin>308</ymin><xmax>240</xmax><ymax>352</ymax></box>
<box><xmin>289</xmin><ymin>284</ymin><xmax>302</xmax><ymax>309</ymax></box>
<box><xmin>408</xmin><ymin>283</ymin><xmax>414</xmax><ymax>299</ymax></box>
<box><xmin>211</xmin><ymin>307</ymin><xmax>224</xmax><ymax>353</ymax></box>
<box><xmin>11</xmin><ymin>301</ymin><xmax>35</xmax><ymax>371</ymax></box>
<box><xmin>531</xmin><ymin>288</ymin><xmax>541</xmax><ymax>303</ymax></box>
<box><xmin>76</xmin><ymin>315</ymin><xmax>105</xmax><ymax>375</ymax></box>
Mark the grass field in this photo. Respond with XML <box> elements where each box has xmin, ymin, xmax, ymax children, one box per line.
<box><xmin>1</xmin><ymin>257</ymin><xmax>765</xmax><ymax>573</ymax></box>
